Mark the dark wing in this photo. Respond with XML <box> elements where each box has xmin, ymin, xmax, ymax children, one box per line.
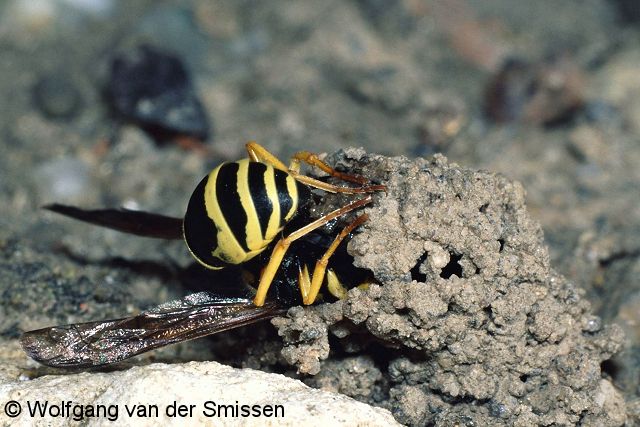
<box><xmin>44</xmin><ymin>204</ymin><xmax>184</xmax><ymax>240</ymax></box>
<box><xmin>21</xmin><ymin>292</ymin><xmax>286</xmax><ymax>368</ymax></box>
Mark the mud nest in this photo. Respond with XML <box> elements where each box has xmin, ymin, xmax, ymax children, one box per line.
<box><xmin>272</xmin><ymin>149</ymin><xmax>626</xmax><ymax>426</ymax></box>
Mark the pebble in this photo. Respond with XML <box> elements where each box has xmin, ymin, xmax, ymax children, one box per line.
<box><xmin>34</xmin><ymin>157</ymin><xmax>90</xmax><ymax>203</ymax></box>
<box><xmin>106</xmin><ymin>45</ymin><xmax>211</xmax><ymax>140</ymax></box>
<box><xmin>32</xmin><ymin>75</ymin><xmax>83</xmax><ymax>120</ymax></box>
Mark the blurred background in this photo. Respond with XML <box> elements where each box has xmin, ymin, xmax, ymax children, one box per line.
<box><xmin>1</xmin><ymin>0</ymin><xmax>639</xmax><ymax>409</ymax></box>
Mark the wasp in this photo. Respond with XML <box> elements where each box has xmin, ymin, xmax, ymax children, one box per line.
<box><xmin>21</xmin><ymin>142</ymin><xmax>385</xmax><ymax>367</ymax></box>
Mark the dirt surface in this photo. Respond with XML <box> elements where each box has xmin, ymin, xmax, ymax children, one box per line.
<box><xmin>1</xmin><ymin>0</ymin><xmax>639</xmax><ymax>425</ymax></box>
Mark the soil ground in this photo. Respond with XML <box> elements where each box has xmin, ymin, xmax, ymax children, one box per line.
<box><xmin>1</xmin><ymin>0</ymin><xmax>639</xmax><ymax>425</ymax></box>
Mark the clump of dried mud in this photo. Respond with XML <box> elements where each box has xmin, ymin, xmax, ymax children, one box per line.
<box><xmin>273</xmin><ymin>149</ymin><xmax>626</xmax><ymax>426</ymax></box>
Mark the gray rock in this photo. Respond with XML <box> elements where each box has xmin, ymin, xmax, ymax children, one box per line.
<box><xmin>1</xmin><ymin>361</ymin><xmax>399</xmax><ymax>426</ymax></box>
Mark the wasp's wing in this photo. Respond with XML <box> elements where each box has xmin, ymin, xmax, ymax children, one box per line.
<box><xmin>21</xmin><ymin>292</ymin><xmax>285</xmax><ymax>368</ymax></box>
<box><xmin>44</xmin><ymin>204</ymin><xmax>184</xmax><ymax>240</ymax></box>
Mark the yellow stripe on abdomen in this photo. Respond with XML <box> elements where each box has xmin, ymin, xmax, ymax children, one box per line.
<box><xmin>263</xmin><ymin>164</ymin><xmax>282</xmax><ymax>242</ymax></box>
<box><xmin>237</xmin><ymin>159</ymin><xmax>265</xmax><ymax>252</ymax></box>
<box><xmin>205</xmin><ymin>163</ymin><xmax>250</xmax><ymax>264</ymax></box>
<box><xmin>284</xmin><ymin>174</ymin><xmax>298</xmax><ymax>222</ymax></box>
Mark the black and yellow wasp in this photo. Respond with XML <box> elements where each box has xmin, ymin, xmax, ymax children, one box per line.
<box><xmin>21</xmin><ymin>142</ymin><xmax>385</xmax><ymax>367</ymax></box>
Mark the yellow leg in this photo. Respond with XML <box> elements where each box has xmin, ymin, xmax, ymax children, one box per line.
<box><xmin>252</xmin><ymin>197</ymin><xmax>373</xmax><ymax>306</ymax></box>
<box><xmin>290</xmin><ymin>172</ymin><xmax>386</xmax><ymax>194</ymax></box>
<box><xmin>245</xmin><ymin>141</ymin><xmax>289</xmax><ymax>172</ymax></box>
<box><xmin>298</xmin><ymin>264</ymin><xmax>312</xmax><ymax>302</ymax></box>
<box><xmin>246</xmin><ymin>141</ymin><xmax>386</xmax><ymax>194</ymax></box>
<box><xmin>326</xmin><ymin>270</ymin><xmax>348</xmax><ymax>300</ymax></box>
<box><xmin>300</xmin><ymin>267</ymin><xmax>346</xmax><ymax>301</ymax></box>
<box><xmin>291</xmin><ymin>151</ymin><xmax>369</xmax><ymax>185</ymax></box>
<box><xmin>302</xmin><ymin>214</ymin><xmax>369</xmax><ymax>305</ymax></box>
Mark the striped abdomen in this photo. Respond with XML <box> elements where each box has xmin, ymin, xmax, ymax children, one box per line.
<box><xmin>183</xmin><ymin>159</ymin><xmax>308</xmax><ymax>269</ymax></box>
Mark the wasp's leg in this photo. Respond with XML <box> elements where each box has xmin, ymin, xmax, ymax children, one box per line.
<box><xmin>246</xmin><ymin>141</ymin><xmax>386</xmax><ymax>194</ymax></box>
<box><xmin>326</xmin><ymin>270</ymin><xmax>348</xmax><ymax>300</ymax></box>
<box><xmin>245</xmin><ymin>141</ymin><xmax>289</xmax><ymax>172</ymax></box>
<box><xmin>253</xmin><ymin>197</ymin><xmax>372</xmax><ymax>306</ymax></box>
<box><xmin>298</xmin><ymin>264</ymin><xmax>312</xmax><ymax>302</ymax></box>
<box><xmin>298</xmin><ymin>267</ymin><xmax>347</xmax><ymax>302</ymax></box>
<box><xmin>301</xmin><ymin>213</ymin><xmax>368</xmax><ymax>305</ymax></box>
<box><xmin>290</xmin><ymin>151</ymin><xmax>369</xmax><ymax>185</ymax></box>
<box><xmin>289</xmin><ymin>172</ymin><xmax>386</xmax><ymax>194</ymax></box>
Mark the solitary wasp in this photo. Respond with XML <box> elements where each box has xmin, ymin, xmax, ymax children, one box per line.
<box><xmin>21</xmin><ymin>142</ymin><xmax>385</xmax><ymax>367</ymax></box>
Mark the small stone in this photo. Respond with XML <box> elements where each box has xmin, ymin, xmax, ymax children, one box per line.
<box><xmin>34</xmin><ymin>157</ymin><xmax>91</xmax><ymax>203</ymax></box>
<box><xmin>32</xmin><ymin>75</ymin><xmax>83</xmax><ymax>120</ymax></box>
<box><xmin>583</xmin><ymin>315</ymin><xmax>603</xmax><ymax>333</ymax></box>
<box><xmin>106</xmin><ymin>45</ymin><xmax>211</xmax><ymax>140</ymax></box>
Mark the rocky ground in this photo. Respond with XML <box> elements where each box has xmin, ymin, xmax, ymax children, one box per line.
<box><xmin>1</xmin><ymin>0</ymin><xmax>639</xmax><ymax>425</ymax></box>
